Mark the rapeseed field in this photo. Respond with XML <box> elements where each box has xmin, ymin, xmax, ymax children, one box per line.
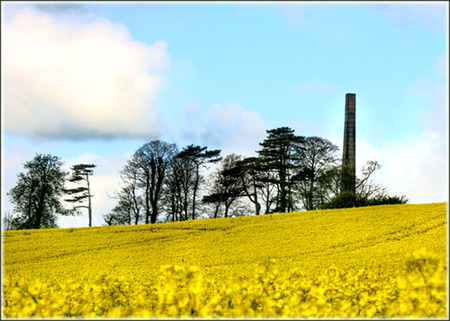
<box><xmin>2</xmin><ymin>203</ymin><xmax>448</xmax><ymax>318</ymax></box>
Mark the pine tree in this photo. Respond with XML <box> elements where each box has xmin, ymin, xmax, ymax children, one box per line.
<box><xmin>258</xmin><ymin>127</ymin><xmax>305</xmax><ymax>213</ymax></box>
<box><xmin>64</xmin><ymin>164</ymin><xmax>96</xmax><ymax>227</ymax></box>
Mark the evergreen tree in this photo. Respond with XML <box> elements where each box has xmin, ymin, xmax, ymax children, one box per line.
<box><xmin>203</xmin><ymin>154</ymin><xmax>244</xmax><ymax>218</ymax></box>
<box><xmin>64</xmin><ymin>164</ymin><xmax>96</xmax><ymax>227</ymax></box>
<box><xmin>258</xmin><ymin>127</ymin><xmax>305</xmax><ymax>213</ymax></box>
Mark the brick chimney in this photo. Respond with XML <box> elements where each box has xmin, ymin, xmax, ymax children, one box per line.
<box><xmin>342</xmin><ymin>93</ymin><xmax>356</xmax><ymax>194</ymax></box>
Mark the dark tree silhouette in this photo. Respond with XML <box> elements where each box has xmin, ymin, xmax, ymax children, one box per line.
<box><xmin>164</xmin><ymin>155</ymin><xmax>195</xmax><ymax>221</ymax></box>
<box><xmin>64</xmin><ymin>164</ymin><xmax>96</xmax><ymax>227</ymax></box>
<box><xmin>203</xmin><ymin>154</ymin><xmax>244</xmax><ymax>218</ymax></box>
<box><xmin>177</xmin><ymin>145</ymin><xmax>221</xmax><ymax>220</ymax></box>
<box><xmin>233</xmin><ymin>156</ymin><xmax>263</xmax><ymax>215</ymax></box>
<box><xmin>134</xmin><ymin>140</ymin><xmax>178</xmax><ymax>224</ymax></box>
<box><xmin>258</xmin><ymin>127</ymin><xmax>305</xmax><ymax>213</ymax></box>
<box><xmin>294</xmin><ymin>137</ymin><xmax>339</xmax><ymax>210</ymax></box>
<box><xmin>7</xmin><ymin>154</ymin><xmax>69</xmax><ymax>229</ymax></box>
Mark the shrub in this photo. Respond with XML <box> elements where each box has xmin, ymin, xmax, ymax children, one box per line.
<box><xmin>324</xmin><ymin>193</ymin><xmax>409</xmax><ymax>209</ymax></box>
<box><xmin>324</xmin><ymin>192</ymin><xmax>366</xmax><ymax>209</ymax></box>
<box><xmin>366</xmin><ymin>194</ymin><xmax>408</xmax><ymax>206</ymax></box>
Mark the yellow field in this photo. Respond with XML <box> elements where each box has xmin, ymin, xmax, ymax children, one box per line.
<box><xmin>2</xmin><ymin>203</ymin><xmax>448</xmax><ymax>318</ymax></box>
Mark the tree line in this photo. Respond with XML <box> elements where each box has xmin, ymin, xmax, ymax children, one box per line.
<box><xmin>4</xmin><ymin>156</ymin><xmax>96</xmax><ymax>230</ymax></box>
<box><xmin>4</xmin><ymin>127</ymin><xmax>407</xmax><ymax>230</ymax></box>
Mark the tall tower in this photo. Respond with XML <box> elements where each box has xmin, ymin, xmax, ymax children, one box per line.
<box><xmin>341</xmin><ymin>93</ymin><xmax>356</xmax><ymax>194</ymax></box>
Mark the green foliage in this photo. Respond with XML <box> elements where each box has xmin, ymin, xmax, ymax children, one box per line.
<box><xmin>7</xmin><ymin>154</ymin><xmax>69</xmax><ymax>229</ymax></box>
<box><xmin>325</xmin><ymin>192</ymin><xmax>409</xmax><ymax>209</ymax></box>
<box><xmin>324</xmin><ymin>192</ymin><xmax>365</xmax><ymax>209</ymax></box>
<box><xmin>64</xmin><ymin>163</ymin><xmax>96</xmax><ymax>227</ymax></box>
<box><xmin>366</xmin><ymin>194</ymin><xmax>409</xmax><ymax>206</ymax></box>
<box><xmin>203</xmin><ymin>154</ymin><xmax>244</xmax><ymax>218</ymax></box>
<box><xmin>258</xmin><ymin>127</ymin><xmax>305</xmax><ymax>213</ymax></box>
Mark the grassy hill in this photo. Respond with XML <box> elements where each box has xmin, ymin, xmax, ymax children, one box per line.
<box><xmin>2</xmin><ymin>203</ymin><xmax>448</xmax><ymax>317</ymax></box>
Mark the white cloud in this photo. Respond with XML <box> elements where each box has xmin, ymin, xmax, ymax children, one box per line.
<box><xmin>341</xmin><ymin>129</ymin><xmax>448</xmax><ymax>205</ymax></box>
<box><xmin>3</xmin><ymin>7</ymin><xmax>170</xmax><ymax>140</ymax></box>
<box><xmin>372</xmin><ymin>131</ymin><xmax>447</xmax><ymax>203</ymax></box>
<box><xmin>355</xmin><ymin>138</ymin><xmax>380</xmax><ymax>175</ymax></box>
<box><xmin>178</xmin><ymin>102</ymin><xmax>268</xmax><ymax>157</ymax></box>
<box><xmin>356</xmin><ymin>58</ymin><xmax>448</xmax><ymax>203</ymax></box>
<box><xmin>352</xmin><ymin>53</ymin><xmax>448</xmax><ymax>204</ymax></box>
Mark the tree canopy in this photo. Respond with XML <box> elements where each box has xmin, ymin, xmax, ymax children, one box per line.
<box><xmin>64</xmin><ymin>164</ymin><xmax>96</xmax><ymax>227</ymax></box>
<box><xmin>7</xmin><ymin>154</ymin><xmax>71</xmax><ymax>229</ymax></box>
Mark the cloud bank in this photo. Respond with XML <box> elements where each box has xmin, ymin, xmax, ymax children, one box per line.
<box><xmin>177</xmin><ymin>102</ymin><xmax>268</xmax><ymax>156</ymax></box>
<box><xmin>359</xmin><ymin>56</ymin><xmax>448</xmax><ymax>204</ymax></box>
<box><xmin>3</xmin><ymin>7</ymin><xmax>170</xmax><ymax>140</ymax></box>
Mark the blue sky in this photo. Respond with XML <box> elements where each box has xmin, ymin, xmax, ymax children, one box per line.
<box><xmin>2</xmin><ymin>1</ymin><xmax>448</xmax><ymax>228</ymax></box>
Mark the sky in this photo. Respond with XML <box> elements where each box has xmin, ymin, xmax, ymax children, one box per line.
<box><xmin>1</xmin><ymin>1</ymin><xmax>448</xmax><ymax>228</ymax></box>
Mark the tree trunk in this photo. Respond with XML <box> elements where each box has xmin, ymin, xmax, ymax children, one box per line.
<box><xmin>145</xmin><ymin>176</ymin><xmax>151</xmax><ymax>224</ymax></box>
<box><xmin>86</xmin><ymin>174</ymin><xmax>92</xmax><ymax>227</ymax></box>
<box><xmin>35</xmin><ymin>187</ymin><xmax>46</xmax><ymax>229</ymax></box>
<box><xmin>192</xmin><ymin>164</ymin><xmax>200</xmax><ymax>220</ymax></box>
<box><xmin>224</xmin><ymin>202</ymin><xmax>231</xmax><ymax>218</ymax></box>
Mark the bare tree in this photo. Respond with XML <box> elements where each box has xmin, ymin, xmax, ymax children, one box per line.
<box><xmin>163</xmin><ymin>155</ymin><xmax>196</xmax><ymax>221</ymax></box>
<box><xmin>134</xmin><ymin>141</ymin><xmax>178</xmax><ymax>224</ymax></box>
<box><xmin>294</xmin><ymin>137</ymin><xmax>339</xmax><ymax>210</ymax></box>
<box><xmin>119</xmin><ymin>155</ymin><xmax>144</xmax><ymax>225</ymax></box>
<box><xmin>356</xmin><ymin>160</ymin><xmax>387</xmax><ymax>200</ymax></box>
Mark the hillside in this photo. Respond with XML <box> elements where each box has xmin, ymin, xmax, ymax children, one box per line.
<box><xmin>2</xmin><ymin>203</ymin><xmax>448</xmax><ymax>317</ymax></box>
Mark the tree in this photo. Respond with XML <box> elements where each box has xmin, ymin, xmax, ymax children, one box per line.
<box><xmin>64</xmin><ymin>164</ymin><xmax>96</xmax><ymax>227</ymax></box>
<box><xmin>230</xmin><ymin>156</ymin><xmax>278</xmax><ymax>215</ymax></box>
<box><xmin>102</xmin><ymin>205</ymin><xmax>133</xmax><ymax>226</ymax></box>
<box><xmin>258</xmin><ymin>170</ymin><xmax>279</xmax><ymax>214</ymax></box>
<box><xmin>258</xmin><ymin>127</ymin><xmax>305</xmax><ymax>213</ymax></box>
<box><xmin>134</xmin><ymin>140</ymin><xmax>178</xmax><ymax>224</ymax></box>
<box><xmin>7</xmin><ymin>154</ymin><xmax>70</xmax><ymax>229</ymax></box>
<box><xmin>163</xmin><ymin>155</ymin><xmax>195</xmax><ymax>222</ymax></box>
<box><xmin>294</xmin><ymin>137</ymin><xmax>339</xmax><ymax>210</ymax></box>
<box><xmin>176</xmin><ymin>145</ymin><xmax>222</xmax><ymax>220</ymax></box>
<box><xmin>103</xmin><ymin>198</ymin><xmax>135</xmax><ymax>226</ymax></box>
<box><xmin>2</xmin><ymin>211</ymin><xmax>16</xmax><ymax>231</ymax></box>
<box><xmin>323</xmin><ymin>191</ymin><xmax>365</xmax><ymax>209</ymax></box>
<box><xmin>324</xmin><ymin>160</ymin><xmax>407</xmax><ymax>209</ymax></box>
<box><xmin>107</xmin><ymin>183</ymin><xmax>144</xmax><ymax>226</ymax></box>
<box><xmin>203</xmin><ymin>154</ymin><xmax>244</xmax><ymax>218</ymax></box>
<box><xmin>366</xmin><ymin>194</ymin><xmax>408</xmax><ymax>206</ymax></box>
<box><xmin>115</xmin><ymin>155</ymin><xmax>144</xmax><ymax>225</ymax></box>
<box><xmin>233</xmin><ymin>157</ymin><xmax>263</xmax><ymax>215</ymax></box>
<box><xmin>355</xmin><ymin>160</ymin><xmax>386</xmax><ymax>200</ymax></box>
